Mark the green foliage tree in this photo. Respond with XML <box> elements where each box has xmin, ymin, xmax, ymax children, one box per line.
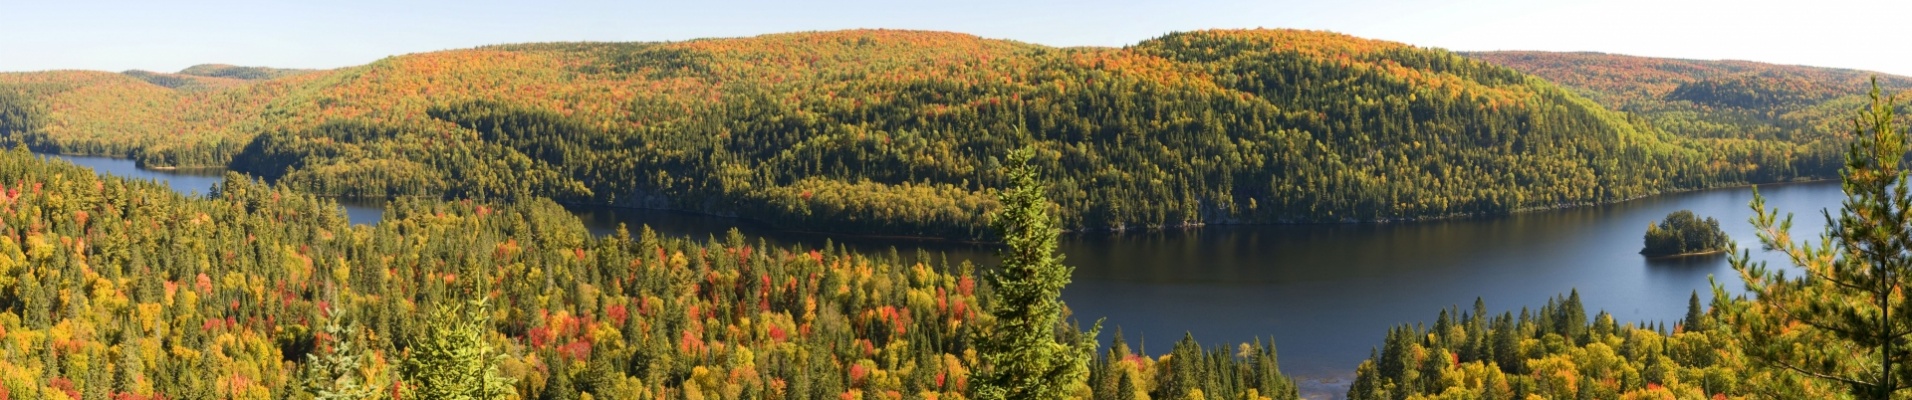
<box><xmin>973</xmin><ymin>148</ymin><xmax>1100</xmax><ymax>400</ymax></box>
<box><xmin>1722</xmin><ymin>79</ymin><xmax>1912</xmax><ymax>399</ymax></box>
<box><xmin>1642</xmin><ymin>210</ymin><xmax>1732</xmax><ymax>256</ymax></box>
<box><xmin>401</xmin><ymin>299</ymin><xmax>514</xmax><ymax>400</ymax></box>
<box><xmin>1345</xmin><ymin>293</ymin><xmax>1837</xmax><ymax>399</ymax></box>
<box><xmin>303</xmin><ymin>308</ymin><xmax>387</xmax><ymax>400</ymax></box>
<box><xmin>1683</xmin><ymin>291</ymin><xmax>1708</xmax><ymax>332</ymax></box>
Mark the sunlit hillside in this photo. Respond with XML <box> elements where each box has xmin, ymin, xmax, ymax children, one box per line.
<box><xmin>0</xmin><ymin>29</ymin><xmax>1866</xmax><ymax>238</ymax></box>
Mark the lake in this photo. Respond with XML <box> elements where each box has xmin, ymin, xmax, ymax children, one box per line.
<box><xmin>44</xmin><ymin>153</ymin><xmax>1838</xmax><ymax>398</ymax></box>
<box><xmin>45</xmin><ymin>154</ymin><xmax>393</xmax><ymax>226</ymax></box>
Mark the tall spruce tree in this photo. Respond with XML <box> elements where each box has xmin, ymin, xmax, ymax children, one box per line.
<box><xmin>1682</xmin><ymin>291</ymin><xmax>1707</xmax><ymax>332</ymax></box>
<box><xmin>401</xmin><ymin>298</ymin><xmax>515</xmax><ymax>400</ymax></box>
<box><xmin>1722</xmin><ymin>78</ymin><xmax>1912</xmax><ymax>399</ymax></box>
<box><xmin>972</xmin><ymin>148</ymin><xmax>1100</xmax><ymax>400</ymax></box>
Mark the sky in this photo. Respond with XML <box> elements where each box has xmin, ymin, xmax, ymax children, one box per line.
<box><xmin>4</xmin><ymin>0</ymin><xmax>1911</xmax><ymax>76</ymax></box>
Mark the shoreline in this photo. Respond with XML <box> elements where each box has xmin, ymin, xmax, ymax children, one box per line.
<box><xmin>543</xmin><ymin>178</ymin><xmax>1840</xmax><ymax>243</ymax></box>
<box><xmin>1641</xmin><ymin>248</ymin><xmax>1730</xmax><ymax>258</ymax></box>
<box><xmin>140</xmin><ymin>165</ymin><xmax>225</xmax><ymax>172</ymax></box>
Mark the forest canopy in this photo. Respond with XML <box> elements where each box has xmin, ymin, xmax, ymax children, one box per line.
<box><xmin>1640</xmin><ymin>209</ymin><xmax>1731</xmax><ymax>256</ymax></box>
<box><xmin>0</xmin><ymin>145</ymin><xmax>1313</xmax><ymax>400</ymax></box>
<box><xmin>1471</xmin><ymin>51</ymin><xmax>1912</xmax><ymax>186</ymax></box>
<box><xmin>0</xmin><ymin>24</ymin><xmax>1907</xmax><ymax>400</ymax></box>
<box><xmin>0</xmin><ymin>29</ymin><xmax>1885</xmax><ymax>239</ymax></box>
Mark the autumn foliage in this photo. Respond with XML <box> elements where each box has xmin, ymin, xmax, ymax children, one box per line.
<box><xmin>0</xmin><ymin>29</ymin><xmax>1883</xmax><ymax>239</ymax></box>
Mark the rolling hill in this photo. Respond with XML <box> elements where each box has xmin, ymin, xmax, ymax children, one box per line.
<box><xmin>0</xmin><ymin>29</ymin><xmax>1855</xmax><ymax>238</ymax></box>
<box><xmin>1469</xmin><ymin>51</ymin><xmax>1912</xmax><ymax>179</ymax></box>
<box><xmin>120</xmin><ymin>64</ymin><xmax>315</xmax><ymax>92</ymax></box>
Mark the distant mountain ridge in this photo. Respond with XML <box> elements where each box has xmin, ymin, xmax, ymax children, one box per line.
<box><xmin>1465</xmin><ymin>51</ymin><xmax>1912</xmax><ymax>107</ymax></box>
<box><xmin>0</xmin><ymin>29</ymin><xmax>1872</xmax><ymax>238</ymax></box>
<box><xmin>177</xmin><ymin>63</ymin><xmax>314</xmax><ymax>80</ymax></box>
<box><xmin>1468</xmin><ymin>51</ymin><xmax>1912</xmax><ymax>174</ymax></box>
<box><xmin>121</xmin><ymin>64</ymin><xmax>316</xmax><ymax>91</ymax></box>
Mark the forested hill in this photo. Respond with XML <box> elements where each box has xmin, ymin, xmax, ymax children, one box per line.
<box><xmin>0</xmin><ymin>69</ymin><xmax>321</xmax><ymax>164</ymax></box>
<box><xmin>1464</xmin><ymin>51</ymin><xmax>1912</xmax><ymax>108</ymax></box>
<box><xmin>0</xmin><ymin>29</ymin><xmax>1842</xmax><ymax>238</ymax></box>
<box><xmin>1468</xmin><ymin>51</ymin><xmax>1912</xmax><ymax>180</ymax></box>
<box><xmin>122</xmin><ymin>64</ymin><xmax>316</xmax><ymax>92</ymax></box>
<box><xmin>175</xmin><ymin>64</ymin><xmax>314</xmax><ymax>81</ymax></box>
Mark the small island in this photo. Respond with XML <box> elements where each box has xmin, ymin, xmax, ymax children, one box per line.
<box><xmin>1642</xmin><ymin>210</ymin><xmax>1732</xmax><ymax>257</ymax></box>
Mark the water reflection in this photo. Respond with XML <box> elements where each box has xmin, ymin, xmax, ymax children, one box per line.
<box><xmin>1643</xmin><ymin>253</ymin><xmax>1732</xmax><ymax>269</ymax></box>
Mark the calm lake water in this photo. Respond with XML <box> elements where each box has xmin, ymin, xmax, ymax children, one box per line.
<box><xmin>44</xmin><ymin>154</ymin><xmax>392</xmax><ymax>226</ymax></box>
<box><xmin>569</xmin><ymin>183</ymin><xmax>1839</xmax><ymax>393</ymax></box>
<box><xmin>46</xmin><ymin>154</ymin><xmax>1839</xmax><ymax>397</ymax></box>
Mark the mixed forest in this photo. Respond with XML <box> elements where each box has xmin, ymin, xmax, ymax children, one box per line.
<box><xmin>10</xmin><ymin>27</ymin><xmax>1912</xmax><ymax>400</ymax></box>
<box><xmin>7</xmin><ymin>86</ymin><xmax>1912</xmax><ymax>398</ymax></box>
<box><xmin>1343</xmin><ymin>82</ymin><xmax>1912</xmax><ymax>400</ymax></box>
<box><xmin>1638</xmin><ymin>210</ymin><xmax>1730</xmax><ymax>257</ymax></box>
<box><xmin>2</xmin><ymin>29</ymin><xmax>1890</xmax><ymax>239</ymax></box>
<box><xmin>0</xmin><ymin>145</ymin><xmax>1316</xmax><ymax>400</ymax></box>
<box><xmin>1469</xmin><ymin>51</ymin><xmax>1912</xmax><ymax>185</ymax></box>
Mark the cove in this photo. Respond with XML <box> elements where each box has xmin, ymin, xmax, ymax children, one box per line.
<box><xmin>42</xmin><ymin>153</ymin><xmax>1839</xmax><ymax>396</ymax></box>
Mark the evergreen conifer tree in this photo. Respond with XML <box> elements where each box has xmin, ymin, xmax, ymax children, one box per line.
<box><xmin>303</xmin><ymin>307</ymin><xmax>385</xmax><ymax>400</ymax></box>
<box><xmin>972</xmin><ymin>148</ymin><xmax>1100</xmax><ymax>400</ymax></box>
<box><xmin>1682</xmin><ymin>291</ymin><xmax>1706</xmax><ymax>332</ymax></box>
<box><xmin>401</xmin><ymin>299</ymin><xmax>515</xmax><ymax>400</ymax></box>
<box><xmin>113</xmin><ymin>329</ymin><xmax>144</xmax><ymax>394</ymax></box>
<box><xmin>1722</xmin><ymin>78</ymin><xmax>1912</xmax><ymax>399</ymax></box>
<box><xmin>1116</xmin><ymin>371</ymin><xmax>1139</xmax><ymax>400</ymax></box>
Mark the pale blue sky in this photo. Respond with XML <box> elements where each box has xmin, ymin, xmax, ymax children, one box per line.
<box><xmin>4</xmin><ymin>0</ymin><xmax>1909</xmax><ymax>75</ymax></box>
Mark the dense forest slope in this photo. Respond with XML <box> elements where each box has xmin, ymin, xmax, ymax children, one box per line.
<box><xmin>0</xmin><ymin>29</ymin><xmax>1857</xmax><ymax>238</ymax></box>
<box><xmin>0</xmin><ymin>147</ymin><xmax>1305</xmax><ymax>399</ymax></box>
<box><xmin>1469</xmin><ymin>51</ymin><xmax>1912</xmax><ymax>179</ymax></box>
<box><xmin>1344</xmin><ymin>294</ymin><xmax>1834</xmax><ymax>399</ymax></box>
<box><xmin>0</xmin><ymin>69</ymin><xmax>318</xmax><ymax>166</ymax></box>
